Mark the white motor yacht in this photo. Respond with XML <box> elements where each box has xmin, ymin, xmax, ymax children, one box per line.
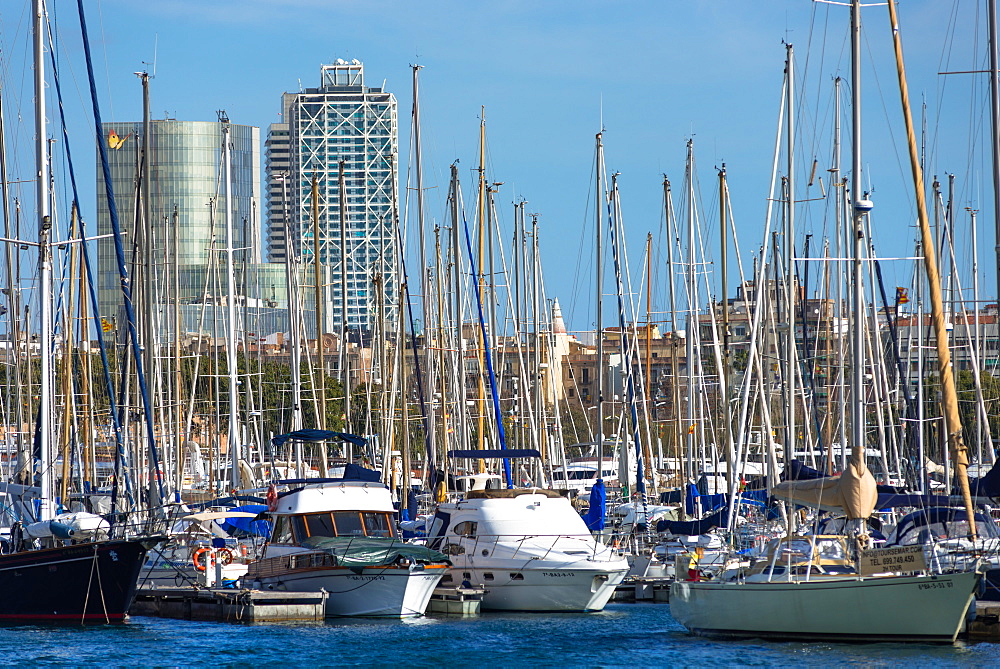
<box><xmin>427</xmin><ymin>488</ymin><xmax>629</xmax><ymax>612</ymax></box>
<box><xmin>248</xmin><ymin>480</ymin><xmax>448</xmax><ymax>617</ymax></box>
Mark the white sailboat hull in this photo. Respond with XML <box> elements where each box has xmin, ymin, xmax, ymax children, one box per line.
<box><xmin>259</xmin><ymin>564</ymin><xmax>446</xmax><ymax>618</ymax></box>
<box><xmin>670</xmin><ymin>570</ymin><xmax>979</xmax><ymax>643</ymax></box>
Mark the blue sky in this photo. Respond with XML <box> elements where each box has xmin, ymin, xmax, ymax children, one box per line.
<box><xmin>0</xmin><ymin>0</ymin><xmax>990</xmax><ymax>332</ymax></box>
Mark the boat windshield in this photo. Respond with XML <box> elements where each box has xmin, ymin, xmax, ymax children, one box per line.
<box><xmin>770</xmin><ymin>537</ymin><xmax>846</xmax><ymax>563</ymax></box>
<box><xmin>287</xmin><ymin>511</ymin><xmax>398</xmax><ymax>543</ymax></box>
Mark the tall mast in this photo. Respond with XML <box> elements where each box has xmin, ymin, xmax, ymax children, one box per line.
<box><xmin>313</xmin><ymin>176</ymin><xmax>326</xmax><ymax>430</ymax></box>
<box><xmin>34</xmin><ymin>0</ymin><xmax>55</xmax><ymax>519</ymax></box>
<box><xmin>449</xmin><ymin>164</ymin><xmax>468</xmax><ymax>455</ymax></box>
<box><xmin>991</xmin><ymin>0</ymin><xmax>1000</xmax><ymax>316</ymax></box>
<box><xmin>595</xmin><ymin>133</ymin><xmax>605</xmax><ymax>473</ymax></box>
<box><xmin>849</xmin><ymin>0</ymin><xmax>867</xmax><ymax>477</ymax></box>
<box><xmin>476</xmin><ymin>109</ymin><xmax>487</xmax><ymax>460</ymax></box>
<box><xmin>886</xmin><ymin>0</ymin><xmax>977</xmax><ymax>536</ymax></box>
<box><xmin>280</xmin><ymin>174</ymin><xmax>303</xmax><ymax>437</ymax></box>
<box><xmin>412</xmin><ymin>64</ymin><xmax>435</xmax><ymax>473</ymax></box>
<box><xmin>221</xmin><ymin>118</ymin><xmax>241</xmax><ymax>490</ymax></box>
<box><xmin>312</xmin><ymin>174</ymin><xmax>328</xmax><ymax>475</ymax></box>
<box><xmin>684</xmin><ymin>140</ymin><xmax>697</xmax><ymax>483</ymax></box>
<box><xmin>785</xmin><ymin>42</ymin><xmax>797</xmax><ymax>478</ymax></box>
<box><xmin>719</xmin><ymin>165</ymin><xmax>733</xmax><ymax>498</ymax></box>
<box><xmin>339</xmin><ymin>160</ymin><xmax>351</xmax><ymax>435</ymax></box>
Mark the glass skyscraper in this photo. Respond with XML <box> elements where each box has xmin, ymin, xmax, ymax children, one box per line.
<box><xmin>96</xmin><ymin>119</ymin><xmax>261</xmax><ymax>327</ymax></box>
<box><xmin>267</xmin><ymin>60</ymin><xmax>398</xmax><ymax>330</ymax></box>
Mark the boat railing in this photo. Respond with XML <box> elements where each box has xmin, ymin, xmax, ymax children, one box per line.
<box><xmin>460</xmin><ymin>532</ymin><xmax>616</xmax><ymax>563</ymax></box>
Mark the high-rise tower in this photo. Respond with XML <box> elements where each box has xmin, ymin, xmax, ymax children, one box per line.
<box><xmin>96</xmin><ymin>119</ymin><xmax>262</xmax><ymax>323</ymax></box>
<box><xmin>267</xmin><ymin>60</ymin><xmax>398</xmax><ymax>330</ymax></box>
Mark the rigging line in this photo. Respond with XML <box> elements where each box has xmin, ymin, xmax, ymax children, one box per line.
<box><xmin>567</xmin><ymin>146</ymin><xmax>597</xmax><ymax>332</ymax></box>
<box><xmin>860</xmin><ymin>27</ymin><xmax>913</xmax><ymax>228</ymax></box>
<box><xmin>461</xmin><ymin>207</ymin><xmax>512</xmax><ymax>487</ymax></box>
<box><xmin>46</xmin><ymin>10</ymin><xmax>138</xmax><ymax>515</ymax></box>
<box><xmin>79</xmin><ymin>1</ymin><xmax>167</xmax><ymax>511</ymax></box>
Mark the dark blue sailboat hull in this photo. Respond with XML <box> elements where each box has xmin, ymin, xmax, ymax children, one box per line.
<box><xmin>0</xmin><ymin>537</ymin><xmax>160</xmax><ymax>623</ymax></box>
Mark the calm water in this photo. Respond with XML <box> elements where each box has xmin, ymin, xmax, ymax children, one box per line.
<box><xmin>1</xmin><ymin>604</ymin><xmax>998</xmax><ymax>667</ymax></box>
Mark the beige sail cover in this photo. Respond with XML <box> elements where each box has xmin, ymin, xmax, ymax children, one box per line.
<box><xmin>771</xmin><ymin>461</ymin><xmax>878</xmax><ymax>519</ymax></box>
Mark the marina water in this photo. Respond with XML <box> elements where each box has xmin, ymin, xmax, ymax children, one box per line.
<box><xmin>2</xmin><ymin>604</ymin><xmax>998</xmax><ymax>667</ymax></box>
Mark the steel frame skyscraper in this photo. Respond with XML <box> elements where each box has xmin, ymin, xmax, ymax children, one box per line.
<box><xmin>267</xmin><ymin>60</ymin><xmax>398</xmax><ymax>330</ymax></box>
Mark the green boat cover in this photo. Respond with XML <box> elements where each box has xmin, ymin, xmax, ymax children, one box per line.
<box><xmin>300</xmin><ymin>536</ymin><xmax>450</xmax><ymax>569</ymax></box>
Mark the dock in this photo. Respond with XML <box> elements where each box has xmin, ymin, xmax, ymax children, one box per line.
<box><xmin>612</xmin><ymin>576</ymin><xmax>673</xmax><ymax>603</ymax></box>
<box><xmin>966</xmin><ymin>601</ymin><xmax>1000</xmax><ymax>641</ymax></box>
<box><xmin>426</xmin><ymin>585</ymin><xmax>486</xmax><ymax>616</ymax></box>
<box><xmin>131</xmin><ymin>586</ymin><xmax>328</xmax><ymax>623</ymax></box>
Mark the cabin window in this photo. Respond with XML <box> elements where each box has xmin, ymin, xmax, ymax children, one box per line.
<box><xmin>453</xmin><ymin>521</ymin><xmax>478</xmax><ymax>538</ymax></box>
<box><xmin>304</xmin><ymin>512</ymin><xmax>336</xmax><ymax>538</ymax></box>
<box><xmin>271</xmin><ymin>516</ymin><xmax>294</xmax><ymax>544</ymax></box>
<box><xmin>509</xmin><ymin>573</ymin><xmax>524</xmax><ymax>580</ymax></box>
<box><xmin>290</xmin><ymin>515</ymin><xmax>308</xmax><ymax>543</ymax></box>
<box><xmin>332</xmin><ymin>511</ymin><xmax>365</xmax><ymax>536</ymax></box>
<box><xmin>363</xmin><ymin>512</ymin><xmax>396</xmax><ymax>538</ymax></box>
<box><xmin>483</xmin><ymin>572</ymin><xmax>495</xmax><ymax>581</ymax></box>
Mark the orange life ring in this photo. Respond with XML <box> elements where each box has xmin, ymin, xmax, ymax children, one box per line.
<box><xmin>192</xmin><ymin>547</ymin><xmax>213</xmax><ymax>571</ymax></box>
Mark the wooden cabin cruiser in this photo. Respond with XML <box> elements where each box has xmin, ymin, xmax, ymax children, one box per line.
<box><xmin>427</xmin><ymin>488</ymin><xmax>629</xmax><ymax>612</ymax></box>
<box><xmin>247</xmin><ymin>480</ymin><xmax>449</xmax><ymax>617</ymax></box>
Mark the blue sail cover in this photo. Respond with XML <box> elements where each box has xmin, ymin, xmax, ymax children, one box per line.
<box><xmin>219</xmin><ymin>504</ymin><xmax>272</xmax><ymax>537</ymax></box>
<box><xmin>955</xmin><ymin>460</ymin><xmax>1000</xmax><ymax>498</ymax></box>
<box><xmin>584</xmin><ymin>479</ymin><xmax>606</xmax><ymax>531</ymax></box>
<box><xmin>270</xmin><ymin>429</ymin><xmax>368</xmax><ymax>448</ymax></box>
<box><xmin>685</xmin><ymin>482</ymin><xmax>699</xmax><ymax>516</ymax></box>
<box><xmin>786</xmin><ymin>460</ymin><xmax>828</xmax><ymax>481</ymax></box>
<box><xmin>657</xmin><ymin>506</ymin><xmax>729</xmax><ymax>535</ymax></box>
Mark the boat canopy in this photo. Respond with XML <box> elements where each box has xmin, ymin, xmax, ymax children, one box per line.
<box><xmin>886</xmin><ymin>506</ymin><xmax>1000</xmax><ymax>545</ymax></box>
<box><xmin>270</xmin><ymin>429</ymin><xmax>367</xmax><ymax>448</ymax></box>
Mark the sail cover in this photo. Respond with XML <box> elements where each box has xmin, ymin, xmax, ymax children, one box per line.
<box><xmin>583</xmin><ymin>479</ymin><xmax>606</xmax><ymax>531</ymax></box>
<box><xmin>772</xmin><ymin>460</ymin><xmax>878</xmax><ymax>519</ymax></box>
<box><xmin>270</xmin><ymin>429</ymin><xmax>367</xmax><ymax>448</ymax></box>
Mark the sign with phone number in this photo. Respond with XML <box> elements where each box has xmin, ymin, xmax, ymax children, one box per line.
<box><xmin>858</xmin><ymin>545</ymin><xmax>927</xmax><ymax>575</ymax></box>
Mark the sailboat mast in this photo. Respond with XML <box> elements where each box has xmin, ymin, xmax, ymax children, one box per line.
<box><xmin>684</xmin><ymin>140</ymin><xmax>697</xmax><ymax>484</ymax></box>
<box><xmin>34</xmin><ymin>0</ymin><xmax>55</xmax><ymax>520</ymax></box>
<box><xmin>719</xmin><ymin>166</ymin><xmax>733</xmax><ymax>498</ymax></box>
<box><xmin>450</xmin><ymin>164</ymin><xmax>468</xmax><ymax>454</ymax></box>
<box><xmin>785</xmin><ymin>43</ymin><xmax>798</xmax><ymax>476</ymax></box>
<box><xmin>412</xmin><ymin>64</ymin><xmax>435</xmax><ymax>473</ymax></box>
<box><xmin>849</xmin><ymin>1</ymin><xmax>867</xmax><ymax>475</ymax></box>
<box><xmin>991</xmin><ymin>0</ymin><xmax>1000</xmax><ymax>316</ymax></box>
<box><xmin>221</xmin><ymin>119</ymin><xmax>242</xmax><ymax>490</ymax></box>
<box><xmin>595</xmin><ymin>133</ymin><xmax>605</xmax><ymax>470</ymax></box>
<box><xmin>339</xmin><ymin>160</ymin><xmax>351</xmax><ymax>435</ymax></box>
<box><xmin>313</xmin><ymin>176</ymin><xmax>326</xmax><ymax>430</ymax></box>
<box><xmin>476</xmin><ymin>110</ymin><xmax>487</xmax><ymax>460</ymax></box>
